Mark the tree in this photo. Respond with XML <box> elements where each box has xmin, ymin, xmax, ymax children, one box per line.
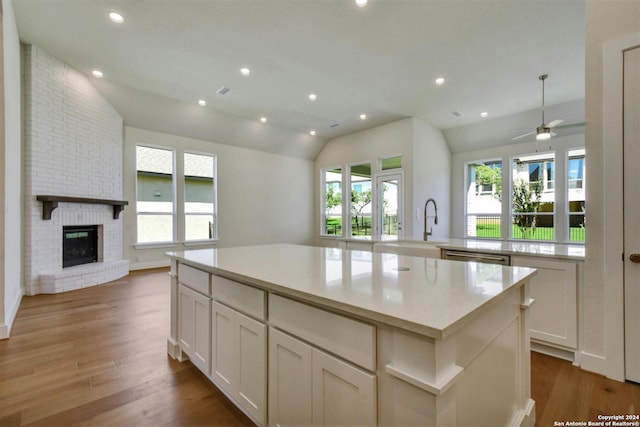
<box><xmin>512</xmin><ymin>178</ymin><xmax>542</xmax><ymax>239</ymax></box>
<box><xmin>475</xmin><ymin>164</ymin><xmax>502</xmax><ymax>201</ymax></box>
<box><xmin>351</xmin><ymin>189</ymin><xmax>372</xmax><ymax>232</ymax></box>
<box><xmin>325</xmin><ymin>187</ymin><xmax>342</xmax><ymax>210</ymax></box>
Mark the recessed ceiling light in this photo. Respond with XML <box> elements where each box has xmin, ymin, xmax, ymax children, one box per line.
<box><xmin>355</xmin><ymin>0</ymin><xmax>368</xmax><ymax>7</ymax></box>
<box><xmin>92</xmin><ymin>70</ymin><xmax>104</xmax><ymax>78</ymax></box>
<box><xmin>480</xmin><ymin>112</ymin><xmax>489</xmax><ymax>118</ymax></box>
<box><xmin>360</xmin><ymin>114</ymin><xmax>367</xmax><ymax>120</ymax></box>
<box><xmin>308</xmin><ymin>93</ymin><xmax>317</xmax><ymax>101</ymax></box>
<box><xmin>109</xmin><ymin>12</ymin><xmax>124</xmax><ymax>24</ymax></box>
<box><xmin>435</xmin><ymin>77</ymin><xmax>446</xmax><ymax>86</ymax></box>
<box><xmin>310</xmin><ymin>130</ymin><xmax>317</xmax><ymax>136</ymax></box>
<box><xmin>198</xmin><ymin>99</ymin><xmax>207</xmax><ymax>106</ymax></box>
<box><xmin>240</xmin><ymin>67</ymin><xmax>251</xmax><ymax>77</ymax></box>
<box><xmin>260</xmin><ymin>117</ymin><xmax>267</xmax><ymax>123</ymax></box>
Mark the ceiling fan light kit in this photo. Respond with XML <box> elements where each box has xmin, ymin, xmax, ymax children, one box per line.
<box><xmin>536</xmin><ymin>125</ymin><xmax>551</xmax><ymax>141</ymax></box>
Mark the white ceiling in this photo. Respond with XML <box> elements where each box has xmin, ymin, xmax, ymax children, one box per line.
<box><xmin>12</xmin><ymin>0</ymin><xmax>585</xmax><ymax>158</ymax></box>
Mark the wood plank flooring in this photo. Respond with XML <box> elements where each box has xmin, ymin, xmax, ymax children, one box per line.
<box><xmin>0</xmin><ymin>269</ymin><xmax>639</xmax><ymax>426</ymax></box>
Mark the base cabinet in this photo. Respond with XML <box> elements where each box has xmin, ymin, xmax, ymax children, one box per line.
<box><xmin>212</xmin><ymin>301</ymin><xmax>267</xmax><ymax>425</ymax></box>
<box><xmin>178</xmin><ymin>284</ymin><xmax>210</xmax><ymax>374</ymax></box>
<box><xmin>268</xmin><ymin>328</ymin><xmax>376</xmax><ymax>427</ymax></box>
<box><xmin>512</xmin><ymin>256</ymin><xmax>578</xmax><ymax>357</ymax></box>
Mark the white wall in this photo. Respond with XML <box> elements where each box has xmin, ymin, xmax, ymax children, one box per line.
<box><xmin>584</xmin><ymin>0</ymin><xmax>640</xmax><ymax>379</ymax></box>
<box><xmin>124</xmin><ymin>127</ymin><xmax>315</xmax><ymax>269</ymax></box>
<box><xmin>315</xmin><ymin>117</ymin><xmax>451</xmax><ymax>242</ymax></box>
<box><xmin>412</xmin><ymin>119</ymin><xmax>450</xmax><ymax>241</ymax></box>
<box><xmin>23</xmin><ymin>45</ymin><xmax>126</xmax><ymax>295</ymax></box>
<box><xmin>1</xmin><ymin>0</ymin><xmax>23</xmax><ymax>338</ymax></box>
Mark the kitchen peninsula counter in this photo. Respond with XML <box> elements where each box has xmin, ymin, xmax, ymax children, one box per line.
<box><xmin>166</xmin><ymin>244</ymin><xmax>537</xmax><ymax>426</ymax></box>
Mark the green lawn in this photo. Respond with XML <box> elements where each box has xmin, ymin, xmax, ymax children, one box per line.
<box><xmin>475</xmin><ymin>223</ymin><xmax>585</xmax><ymax>242</ymax></box>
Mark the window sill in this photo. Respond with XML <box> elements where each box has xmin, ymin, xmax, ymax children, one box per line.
<box><xmin>134</xmin><ymin>241</ymin><xmax>179</xmax><ymax>250</ymax></box>
<box><xmin>183</xmin><ymin>239</ymin><xmax>219</xmax><ymax>247</ymax></box>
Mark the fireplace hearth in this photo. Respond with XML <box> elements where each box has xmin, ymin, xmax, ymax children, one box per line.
<box><xmin>63</xmin><ymin>225</ymin><xmax>99</xmax><ymax>268</ymax></box>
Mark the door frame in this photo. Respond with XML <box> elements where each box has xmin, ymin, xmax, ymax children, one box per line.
<box><xmin>602</xmin><ymin>31</ymin><xmax>640</xmax><ymax>382</ymax></box>
<box><xmin>374</xmin><ymin>172</ymin><xmax>404</xmax><ymax>240</ymax></box>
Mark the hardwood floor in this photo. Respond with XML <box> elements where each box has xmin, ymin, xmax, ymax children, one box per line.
<box><xmin>1</xmin><ymin>269</ymin><xmax>638</xmax><ymax>426</ymax></box>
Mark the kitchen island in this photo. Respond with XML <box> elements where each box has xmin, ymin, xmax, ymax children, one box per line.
<box><xmin>166</xmin><ymin>244</ymin><xmax>537</xmax><ymax>426</ymax></box>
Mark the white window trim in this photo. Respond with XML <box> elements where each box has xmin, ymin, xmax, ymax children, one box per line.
<box><xmin>463</xmin><ymin>146</ymin><xmax>585</xmax><ymax>244</ymax></box>
<box><xmin>183</xmin><ymin>150</ymin><xmax>218</xmax><ymax>242</ymax></box>
<box><xmin>135</xmin><ymin>143</ymin><xmax>177</xmax><ymax>245</ymax></box>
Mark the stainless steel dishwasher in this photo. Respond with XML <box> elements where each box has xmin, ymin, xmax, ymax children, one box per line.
<box><xmin>442</xmin><ymin>250</ymin><xmax>511</xmax><ymax>265</ymax></box>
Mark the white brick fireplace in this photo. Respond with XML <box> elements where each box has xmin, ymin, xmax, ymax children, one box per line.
<box><xmin>23</xmin><ymin>45</ymin><xmax>129</xmax><ymax>295</ymax></box>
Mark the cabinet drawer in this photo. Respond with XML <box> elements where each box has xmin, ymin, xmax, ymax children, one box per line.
<box><xmin>212</xmin><ymin>275</ymin><xmax>266</xmax><ymax>320</ymax></box>
<box><xmin>179</xmin><ymin>264</ymin><xmax>210</xmax><ymax>295</ymax></box>
<box><xmin>269</xmin><ymin>294</ymin><xmax>376</xmax><ymax>371</ymax></box>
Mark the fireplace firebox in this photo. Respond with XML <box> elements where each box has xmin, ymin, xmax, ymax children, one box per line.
<box><xmin>63</xmin><ymin>225</ymin><xmax>99</xmax><ymax>268</ymax></box>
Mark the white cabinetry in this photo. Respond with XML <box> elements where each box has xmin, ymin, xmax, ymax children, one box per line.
<box><xmin>210</xmin><ymin>276</ymin><xmax>267</xmax><ymax>426</ymax></box>
<box><xmin>178</xmin><ymin>284</ymin><xmax>211</xmax><ymax>374</ymax></box>
<box><xmin>512</xmin><ymin>255</ymin><xmax>580</xmax><ymax>360</ymax></box>
<box><xmin>211</xmin><ymin>301</ymin><xmax>267</xmax><ymax>425</ymax></box>
<box><xmin>268</xmin><ymin>327</ymin><xmax>376</xmax><ymax>427</ymax></box>
<box><xmin>268</xmin><ymin>294</ymin><xmax>376</xmax><ymax>426</ymax></box>
<box><xmin>268</xmin><ymin>328</ymin><xmax>313</xmax><ymax>427</ymax></box>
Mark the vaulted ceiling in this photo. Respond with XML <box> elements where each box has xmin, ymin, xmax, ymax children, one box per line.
<box><xmin>12</xmin><ymin>0</ymin><xmax>585</xmax><ymax>158</ymax></box>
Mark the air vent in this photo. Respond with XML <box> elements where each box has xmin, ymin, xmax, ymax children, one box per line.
<box><xmin>452</xmin><ymin>111</ymin><xmax>462</xmax><ymax>117</ymax></box>
<box><xmin>330</xmin><ymin>123</ymin><xmax>339</xmax><ymax>128</ymax></box>
<box><xmin>217</xmin><ymin>86</ymin><xmax>231</xmax><ymax>95</ymax></box>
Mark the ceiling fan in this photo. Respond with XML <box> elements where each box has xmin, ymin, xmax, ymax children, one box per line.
<box><xmin>512</xmin><ymin>74</ymin><xmax>585</xmax><ymax>142</ymax></box>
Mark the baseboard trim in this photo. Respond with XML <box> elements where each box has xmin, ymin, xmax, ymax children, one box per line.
<box><xmin>3</xmin><ymin>288</ymin><xmax>23</xmax><ymax>338</ymax></box>
<box><xmin>130</xmin><ymin>260</ymin><xmax>171</xmax><ymax>271</ymax></box>
<box><xmin>580</xmin><ymin>351</ymin><xmax>607</xmax><ymax>377</ymax></box>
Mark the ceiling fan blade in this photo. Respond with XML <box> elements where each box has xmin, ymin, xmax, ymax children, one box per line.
<box><xmin>554</xmin><ymin>121</ymin><xmax>586</xmax><ymax>130</ymax></box>
<box><xmin>511</xmin><ymin>131</ymin><xmax>535</xmax><ymax>141</ymax></box>
<box><xmin>547</xmin><ymin>119</ymin><xmax>565</xmax><ymax>128</ymax></box>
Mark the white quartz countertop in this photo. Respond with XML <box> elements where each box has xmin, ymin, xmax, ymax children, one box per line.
<box><xmin>436</xmin><ymin>238</ymin><xmax>585</xmax><ymax>261</ymax></box>
<box><xmin>167</xmin><ymin>244</ymin><xmax>536</xmax><ymax>339</ymax></box>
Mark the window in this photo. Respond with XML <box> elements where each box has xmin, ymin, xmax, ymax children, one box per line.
<box><xmin>320</xmin><ymin>156</ymin><xmax>404</xmax><ymax>240</ymax></box>
<box><xmin>512</xmin><ymin>153</ymin><xmax>555</xmax><ymax>241</ymax></box>
<box><xmin>349</xmin><ymin>163</ymin><xmax>372</xmax><ymax>237</ymax></box>
<box><xmin>136</xmin><ymin>146</ymin><xmax>175</xmax><ymax>243</ymax></box>
<box><xmin>381</xmin><ymin>156</ymin><xmax>402</xmax><ymax>171</ymax></box>
<box><xmin>322</xmin><ymin>168</ymin><xmax>343</xmax><ymax>236</ymax></box>
<box><xmin>466</xmin><ymin>161</ymin><xmax>502</xmax><ymax>238</ymax></box>
<box><xmin>568</xmin><ymin>149</ymin><xmax>586</xmax><ymax>242</ymax></box>
<box><xmin>184</xmin><ymin>153</ymin><xmax>216</xmax><ymax>241</ymax></box>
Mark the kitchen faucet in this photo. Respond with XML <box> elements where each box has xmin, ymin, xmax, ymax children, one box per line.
<box><xmin>423</xmin><ymin>198</ymin><xmax>438</xmax><ymax>241</ymax></box>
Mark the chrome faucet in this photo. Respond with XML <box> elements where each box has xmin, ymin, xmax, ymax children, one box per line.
<box><xmin>423</xmin><ymin>198</ymin><xmax>438</xmax><ymax>241</ymax></box>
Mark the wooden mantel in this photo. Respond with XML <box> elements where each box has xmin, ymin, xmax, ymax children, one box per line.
<box><xmin>36</xmin><ymin>195</ymin><xmax>129</xmax><ymax>220</ymax></box>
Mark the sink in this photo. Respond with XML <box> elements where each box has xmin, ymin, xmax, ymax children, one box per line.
<box><xmin>373</xmin><ymin>240</ymin><xmax>445</xmax><ymax>258</ymax></box>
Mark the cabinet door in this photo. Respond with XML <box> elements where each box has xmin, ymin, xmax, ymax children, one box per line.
<box><xmin>211</xmin><ymin>301</ymin><xmax>237</xmax><ymax>394</ymax></box>
<box><xmin>269</xmin><ymin>328</ymin><xmax>312</xmax><ymax>427</ymax></box>
<box><xmin>312</xmin><ymin>348</ymin><xmax>377</xmax><ymax>426</ymax></box>
<box><xmin>512</xmin><ymin>256</ymin><xmax>578</xmax><ymax>349</ymax></box>
<box><xmin>178</xmin><ymin>285</ymin><xmax>195</xmax><ymax>355</ymax></box>
<box><xmin>236</xmin><ymin>312</ymin><xmax>267</xmax><ymax>425</ymax></box>
<box><xmin>192</xmin><ymin>291</ymin><xmax>211</xmax><ymax>374</ymax></box>
<box><xmin>178</xmin><ymin>285</ymin><xmax>211</xmax><ymax>374</ymax></box>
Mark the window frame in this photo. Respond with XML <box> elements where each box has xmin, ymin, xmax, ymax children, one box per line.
<box><xmin>320</xmin><ymin>166</ymin><xmax>344</xmax><ymax>237</ymax></box>
<box><xmin>464</xmin><ymin>158</ymin><xmax>504</xmax><ymax>240</ymax></box>
<box><xmin>463</xmin><ymin>145</ymin><xmax>585</xmax><ymax>244</ymax></box>
<box><xmin>510</xmin><ymin>151</ymin><xmax>557</xmax><ymax>242</ymax></box>
<box><xmin>347</xmin><ymin>161</ymin><xmax>373</xmax><ymax>239</ymax></box>
<box><xmin>135</xmin><ymin>144</ymin><xmax>177</xmax><ymax>245</ymax></box>
<box><xmin>183</xmin><ymin>151</ymin><xmax>218</xmax><ymax>243</ymax></box>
